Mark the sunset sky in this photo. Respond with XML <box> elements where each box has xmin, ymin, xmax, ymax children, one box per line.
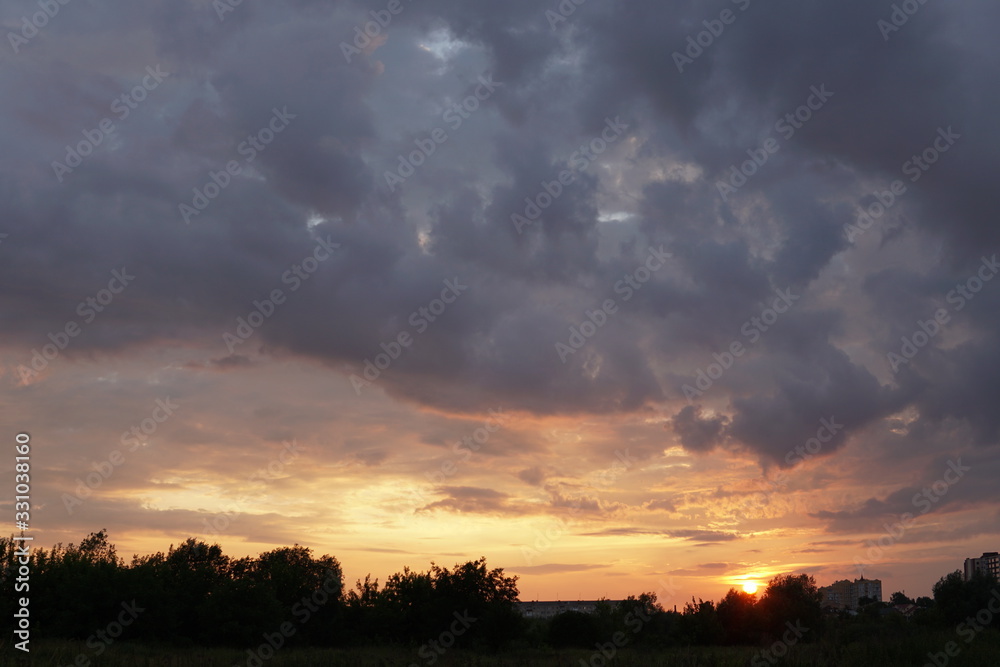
<box><xmin>2</xmin><ymin>0</ymin><xmax>999</xmax><ymax>604</ymax></box>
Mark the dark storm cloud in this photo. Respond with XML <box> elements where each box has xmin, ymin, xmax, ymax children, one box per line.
<box><xmin>421</xmin><ymin>486</ymin><xmax>513</xmax><ymax>514</ymax></box>
<box><xmin>672</xmin><ymin>406</ymin><xmax>727</xmax><ymax>452</ymax></box>
<box><xmin>665</xmin><ymin>529</ymin><xmax>740</xmax><ymax>543</ymax></box>
<box><xmin>2</xmin><ymin>0</ymin><xmax>999</xmax><ymax>512</ymax></box>
<box><xmin>579</xmin><ymin>528</ymin><xmax>740</xmax><ymax>544</ymax></box>
<box><xmin>810</xmin><ymin>449</ymin><xmax>1000</xmax><ymax>534</ymax></box>
<box><xmin>517</xmin><ymin>466</ymin><xmax>547</xmax><ymax>486</ymax></box>
<box><xmin>644</xmin><ymin>499</ymin><xmax>678</xmax><ymax>513</ymax></box>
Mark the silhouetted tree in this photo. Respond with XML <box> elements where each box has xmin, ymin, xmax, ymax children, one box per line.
<box><xmin>889</xmin><ymin>591</ymin><xmax>913</xmax><ymax>606</ymax></box>
<box><xmin>612</xmin><ymin>592</ymin><xmax>666</xmax><ymax>645</ymax></box>
<box><xmin>547</xmin><ymin>610</ymin><xmax>601</xmax><ymax>648</ymax></box>
<box><xmin>341</xmin><ymin>556</ymin><xmax>520</xmax><ymax>648</ymax></box>
<box><xmin>617</xmin><ymin>591</ymin><xmax>663</xmax><ymax>620</ymax></box>
<box><xmin>165</xmin><ymin>539</ymin><xmax>230</xmax><ymax>641</ymax></box>
<box><xmin>716</xmin><ymin>588</ymin><xmax>758</xmax><ymax>644</ymax></box>
<box><xmin>757</xmin><ymin>574</ymin><xmax>821</xmax><ymax>641</ymax></box>
<box><xmin>379</xmin><ymin>566</ymin><xmax>437</xmax><ymax>642</ymax></box>
<box><xmin>426</xmin><ymin>557</ymin><xmax>523</xmax><ymax>649</ymax></box>
<box><xmin>933</xmin><ymin>570</ymin><xmax>999</xmax><ymax>628</ymax></box>
<box><xmin>200</xmin><ymin>576</ymin><xmax>286</xmax><ymax>645</ymax></box>
<box><xmin>29</xmin><ymin>530</ymin><xmax>125</xmax><ymax>639</ymax></box>
<box><xmin>24</xmin><ymin>530</ymin><xmax>1000</xmax><ymax>654</ymax></box>
<box><xmin>679</xmin><ymin>598</ymin><xmax>723</xmax><ymax>645</ymax></box>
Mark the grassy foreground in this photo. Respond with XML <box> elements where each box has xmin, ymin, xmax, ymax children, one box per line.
<box><xmin>2</xmin><ymin>630</ymin><xmax>1000</xmax><ymax>667</ymax></box>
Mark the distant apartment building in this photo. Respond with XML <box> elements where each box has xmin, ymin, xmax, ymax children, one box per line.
<box><xmin>853</xmin><ymin>577</ymin><xmax>883</xmax><ymax>605</ymax></box>
<box><xmin>517</xmin><ymin>600</ymin><xmax>618</xmax><ymax>618</ymax></box>
<box><xmin>820</xmin><ymin>579</ymin><xmax>852</xmax><ymax>609</ymax></box>
<box><xmin>964</xmin><ymin>552</ymin><xmax>1000</xmax><ymax>582</ymax></box>
<box><xmin>820</xmin><ymin>577</ymin><xmax>882</xmax><ymax>611</ymax></box>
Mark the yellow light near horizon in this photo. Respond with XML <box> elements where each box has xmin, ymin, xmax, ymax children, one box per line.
<box><xmin>742</xmin><ymin>581</ymin><xmax>758</xmax><ymax>594</ymax></box>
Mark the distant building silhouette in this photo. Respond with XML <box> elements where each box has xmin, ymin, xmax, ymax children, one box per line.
<box><xmin>517</xmin><ymin>600</ymin><xmax>621</xmax><ymax>618</ymax></box>
<box><xmin>819</xmin><ymin>577</ymin><xmax>882</xmax><ymax>611</ymax></box>
<box><xmin>963</xmin><ymin>552</ymin><xmax>1000</xmax><ymax>581</ymax></box>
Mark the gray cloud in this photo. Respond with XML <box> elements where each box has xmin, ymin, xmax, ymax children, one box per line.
<box><xmin>2</xmin><ymin>0</ymin><xmax>999</xmax><ymax>568</ymax></box>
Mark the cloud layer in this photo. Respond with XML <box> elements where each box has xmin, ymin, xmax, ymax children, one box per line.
<box><xmin>2</xmin><ymin>0</ymin><xmax>999</xmax><ymax>600</ymax></box>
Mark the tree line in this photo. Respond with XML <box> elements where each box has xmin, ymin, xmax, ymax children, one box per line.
<box><xmin>1</xmin><ymin>531</ymin><xmax>997</xmax><ymax>652</ymax></box>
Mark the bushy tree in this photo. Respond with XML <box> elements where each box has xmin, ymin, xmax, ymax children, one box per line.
<box><xmin>933</xmin><ymin>570</ymin><xmax>1000</xmax><ymax>628</ymax></box>
<box><xmin>716</xmin><ymin>588</ymin><xmax>758</xmax><ymax>644</ymax></box>
<box><xmin>28</xmin><ymin>530</ymin><xmax>125</xmax><ymax>639</ymax></box>
<box><xmin>164</xmin><ymin>539</ymin><xmax>230</xmax><ymax>641</ymax></box>
<box><xmin>617</xmin><ymin>591</ymin><xmax>663</xmax><ymax>620</ymax></box>
<box><xmin>252</xmin><ymin>545</ymin><xmax>342</xmax><ymax>609</ymax></box>
<box><xmin>424</xmin><ymin>557</ymin><xmax>523</xmax><ymax>648</ymax></box>
<box><xmin>678</xmin><ymin>598</ymin><xmax>723</xmax><ymax>645</ymax></box>
<box><xmin>757</xmin><ymin>574</ymin><xmax>821</xmax><ymax>641</ymax></box>
<box><xmin>342</xmin><ymin>557</ymin><xmax>521</xmax><ymax>648</ymax></box>
<box><xmin>890</xmin><ymin>591</ymin><xmax>914</xmax><ymax>606</ymax></box>
<box><xmin>378</xmin><ymin>566</ymin><xmax>437</xmax><ymax>641</ymax></box>
<box><xmin>200</xmin><ymin>576</ymin><xmax>286</xmax><ymax>645</ymax></box>
<box><xmin>547</xmin><ymin>610</ymin><xmax>601</xmax><ymax>648</ymax></box>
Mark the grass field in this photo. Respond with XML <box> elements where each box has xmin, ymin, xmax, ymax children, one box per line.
<box><xmin>2</xmin><ymin>630</ymin><xmax>999</xmax><ymax>667</ymax></box>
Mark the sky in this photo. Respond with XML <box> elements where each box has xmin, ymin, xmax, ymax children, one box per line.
<box><xmin>1</xmin><ymin>0</ymin><xmax>999</xmax><ymax>604</ymax></box>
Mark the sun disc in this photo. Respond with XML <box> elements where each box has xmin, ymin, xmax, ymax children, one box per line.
<box><xmin>742</xmin><ymin>581</ymin><xmax>758</xmax><ymax>594</ymax></box>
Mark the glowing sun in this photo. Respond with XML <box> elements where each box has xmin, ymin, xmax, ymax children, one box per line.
<box><xmin>742</xmin><ymin>581</ymin><xmax>759</xmax><ymax>594</ymax></box>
